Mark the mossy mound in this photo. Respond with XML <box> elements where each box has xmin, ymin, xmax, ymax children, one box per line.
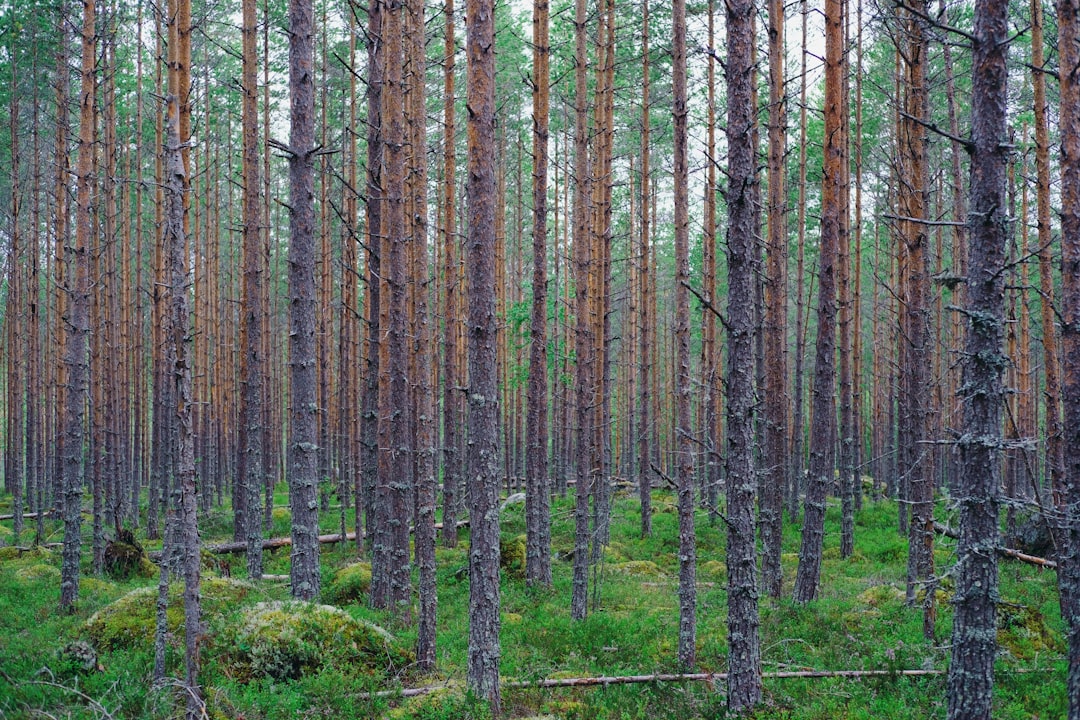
<box><xmin>324</xmin><ymin>562</ymin><xmax>372</xmax><ymax>605</ymax></box>
<box><xmin>104</xmin><ymin>533</ymin><xmax>156</xmax><ymax>579</ymax></box>
<box><xmin>14</xmin><ymin>563</ymin><xmax>60</xmax><ymax>583</ymax></box>
<box><xmin>997</xmin><ymin>603</ymin><xmax>1063</xmax><ymax>659</ymax></box>
<box><xmin>270</xmin><ymin>507</ymin><xmax>292</xmax><ymax>535</ymax></box>
<box><xmin>500</xmin><ymin>535</ymin><xmax>526</xmax><ymax>578</ymax></box>
<box><xmin>0</xmin><ymin>544</ymin><xmax>52</xmax><ymax>562</ymax></box>
<box><xmin>221</xmin><ymin>601</ymin><xmax>412</xmax><ymax>681</ymax></box>
<box><xmin>612</xmin><ymin>560</ymin><xmax>664</xmax><ymax>577</ymax></box>
<box><xmin>0</xmin><ymin>524</ymin><xmax>13</xmax><ymax>544</ymax></box>
<box><xmin>85</xmin><ymin>577</ymin><xmax>254</xmax><ymax>651</ymax></box>
<box><xmin>698</xmin><ymin>560</ymin><xmax>726</xmax><ymax>581</ymax></box>
<box><xmin>857</xmin><ymin>584</ymin><xmax>905</xmax><ymax>607</ymax></box>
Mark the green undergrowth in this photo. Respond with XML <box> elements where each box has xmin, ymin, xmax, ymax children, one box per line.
<box><xmin>0</xmin><ymin>487</ymin><xmax>1066</xmax><ymax>719</ymax></box>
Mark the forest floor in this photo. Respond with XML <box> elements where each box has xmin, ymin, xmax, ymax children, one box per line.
<box><xmin>0</xmin><ymin>487</ymin><xmax>1066</xmax><ymax>719</ymax></box>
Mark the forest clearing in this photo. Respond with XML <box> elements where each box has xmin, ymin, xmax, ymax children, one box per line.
<box><xmin>0</xmin><ymin>0</ymin><xmax>1077</xmax><ymax>716</ymax></box>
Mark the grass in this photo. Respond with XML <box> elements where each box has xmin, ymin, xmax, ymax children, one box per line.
<box><xmin>0</xmin><ymin>487</ymin><xmax>1066</xmax><ymax>719</ymax></box>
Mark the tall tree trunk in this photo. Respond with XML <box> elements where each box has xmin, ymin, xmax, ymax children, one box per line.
<box><xmin>526</xmin><ymin>0</ymin><xmax>553</xmax><ymax>588</ymax></box>
<box><xmin>793</xmin><ymin>0</ymin><xmax>842</xmax><ymax>605</ymax></box>
<box><xmin>1056</xmin><ymin>0</ymin><xmax>1080</xmax><ymax>717</ymax></box>
<box><xmin>1033</xmin><ymin>0</ymin><xmax>1064</xmax><ymax>507</ymax></box>
<box><xmin>569</xmin><ymin>0</ymin><xmax>594</xmax><ymax>623</ymax></box>
<box><xmin>673</xmin><ymin>0</ymin><xmax>696</xmax><ymax>670</ymax></box>
<box><xmin>60</xmin><ymin>0</ymin><xmax>95</xmax><ymax>613</ymax></box>
<box><xmin>725</xmin><ymin>0</ymin><xmax>763</xmax><ymax>706</ymax></box>
<box><xmin>465</xmin><ymin>0</ymin><xmax>501</xmax><ymax>710</ymax></box>
<box><xmin>946</xmin><ymin>1</ymin><xmax>1009</xmax><ymax>716</ymax></box>
<box><xmin>240</xmin><ymin>0</ymin><xmax>265</xmax><ymax>579</ymax></box>
<box><xmin>761</xmin><ymin>0</ymin><xmax>787</xmax><ymax>599</ymax></box>
<box><xmin>287</xmin><ymin>0</ymin><xmax>321</xmax><ymax>600</ymax></box>
<box><xmin>407</xmin><ymin>0</ymin><xmax>437</xmax><ymax>671</ymax></box>
<box><xmin>637</xmin><ymin>0</ymin><xmax>653</xmax><ymax>539</ymax></box>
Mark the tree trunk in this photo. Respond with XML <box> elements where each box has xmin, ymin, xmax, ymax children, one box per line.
<box><xmin>1056</xmin><ymin>0</ymin><xmax>1080</xmax><ymax>717</ymax></box>
<box><xmin>673</xmin><ymin>0</ymin><xmax>696</xmax><ymax>670</ymax></box>
<box><xmin>60</xmin><ymin>0</ymin><xmax>95</xmax><ymax>613</ymax></box>
<box><xmin>793</xmin><ymin>0</ymin><xmax>842</xmax><ymax>605</ymax></box>
<box><xmin>465</xmin><ymin>0</ymin><xmax>501</xmax><ymax>710</ymax></box>
<box><xmin>287</xmin><ymin>0</ymin><xmax>321</xmax><ymax>600</ymax></box>
<box><xmin>724</xmin><ymin>0</ymin><xmax>763</xmax><ymax>706</ymax></box>
<box><xmin>638</xmin><ymin>0</ymin><xmax>653</xmax><ymax>539</ymax></box>
<box><xmin>946</xmin><ymin>2</ymin><xmax>1009</xmax><ymax>717</ymax></box>
<box><xmin>239</xmin><ymin>0</ymin><xmax>265</xmax><ymax>580</ymax></box>
<box><xmin>526</xmin><ymin>0</ymin><xmax>553</xmax><ymax>588</ymax></box>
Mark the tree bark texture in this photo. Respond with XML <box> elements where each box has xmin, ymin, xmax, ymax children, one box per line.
<box><xmin>287</xmin><ymin>0</ymin><xmax>321</xmax><ymax>601</ymax></box>
<box><xmin>946</xmin><ymin>1</ymin><xmax>1009</xmax><ymax>717</ymax></box>
<box><xmin>465</xmin><ymin>0</ymin><xmax>502</xmax><ymax>711</ymax></box>
<box><xmin>793</xmin><ymin>0</ymin><xmax>842</xmax><ymax>605</ymax></box>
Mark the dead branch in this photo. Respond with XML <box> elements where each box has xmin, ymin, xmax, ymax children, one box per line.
<box><xmin>933</xmin><ymin>522</ymin><xmax>1058</xmax><ymax>569</ymax></box>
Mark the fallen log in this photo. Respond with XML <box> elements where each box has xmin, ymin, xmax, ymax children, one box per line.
<box><xmin>363</xmin><ymin>665</ymin><xmax>1056</xmax><ymax>700</ymax></box>
<box><xmin>149</xmin><ymin>520</ymin><xmax>472</xmax><ymax>560</ymax></box>
<box><xmin>933</xmin><ymin>522</ymin><xmax>1057</xmax><ymax>570</ymax></box>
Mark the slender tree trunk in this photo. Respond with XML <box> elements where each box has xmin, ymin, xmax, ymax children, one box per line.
<box><xmin>240</xmin><ymin>0</ymin><xmax>265</xmax><ymax>579</ymax></box>
<box><xmin>725</xmin><ymin>0</ymin><xmax>763</xmax><ymax>706</ymax></box>
<box><xmin>465</xmin><ymin>0</ymin><xmax>501</xmax><ymax>710</ymax></box>
<box><xmin>946</xmin><ymin>2</ymin><xmax>1009</xmax><ymax>716</ymax></box>
<box><xmin>672</xmin><ymin>0</ymin><xmax>696</xmax><ymax>670</ymax></box>
<box><xmin>1056</xmin><ymin>1</ymin><xmax>1080</xmax><ymax>717</ymax></box>
<box><xmin>793</xmin><ymin>0</ymin><xmax>842</xmax><ymax>605</ymax></box>
<box><xmin>60</xmin><ymin>0</ymin><xmax>95</xmax><ymax>613</ymax></box>
<box><xmin>287</xmin><ymin>0</ymin><xmax>321</xmax><ymax>600</ymax></box>
<box><xmin>570</xmin><ymin>0</ymin><xmax>594</xmax><ymax>623</ymax></box>
<box><xmin>638</xmin><ymin>0</ymin><xmax>652</xmax><ymax>539</ymax></box>
<box><xmin>1032</xmin><ymin>0</ymin><xmax>1064</xmax><ymax>507</ymax></box>
<box><xmin>761</xmin><ymin>0</ymin><xmax>787</xmax><ymax>599</ymax></box>
<box><xmin>526</xmin><ymin>0</ymin><xmax>552</xmax><ymax>588</ymax></box>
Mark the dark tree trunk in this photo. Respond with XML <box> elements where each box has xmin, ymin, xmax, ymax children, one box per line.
<box><xmin>239</xmin><ymin>0</ymin><xmax>265</xmax><ymax>580</ymax></box>
<box><xmin>946</xmin><ymin>1</ymin><xmax>1009</xmax><ymax>717</ymax></box>
<box><xmin>673</xmin><ymin>0</ymin><xmax>696</xmax><ymax>671</ymax></box>
<box><xmin>637</xmin><ymin>0</ymin><xmax>653</xmax><ymax>539</ymax></box>
<box><xmin>287</xmin><ymin>0</ymin><xmax>321</xmax><ymax>600</ymax></box>
<box><xmin>1056</xmin><ymin>0</ymin><xmax>1080</xmax><ymax>717</ymax></box>
<box><xmin>793</xmin><ymin>0</ymin><xmax>842</xmax><ymax>605</ymax></box>
<box><xmin>525</xmin><ymin>0</ymin><xmax>552</xmax><ymax>588</ymax></box>
<box><xmin>724</xmin><ymin>0</ymin><xmax>763</xmax><ymax>707</ymax></box>
<box><xmin>465</xmin><ymin>0</ymin><xmax>501</xmax><ymax>710</ymax></box>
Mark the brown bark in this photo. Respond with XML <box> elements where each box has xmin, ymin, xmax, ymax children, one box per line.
<box><xmin>761</xmin><ymin>0</ymin><xmax>787</xmax><ymax>599</ymax></box>
<box><xmin>286</xmin><ymin>0</ymin><xmax>321</xmax><ymax>600</ymax></box>
<box><xmin>371</xmin><ymin>0</ymin><xmax>412</xmax><ymax>614</ymax></box>
<box><xmin>570</xmin><ymin>0</ymin><xmax>593</xmax><ymax>623</ymax></box>
<box><xmin>700</xmin><ymin>0</ymin><xmax>719</xmax><ymax>521</ymax></box>
<box><xmin>946</xmin><ymin>2</ymin><xmax>1009</xmax><ymax>716</ymax></box>
<box><xmin>638</xmin><ymin>0</ymin><xmax>653</xmax><ymax>539</ymax></box>
<box><xmin>465</xmin><ymin>0</ymin><xmax>501</xmax><ymax>709</ymax></box>
<box><xmin>526</xmin><ymin>0</ymin><xmax>553</xmax><ymax>588</ymax></box>
<box><xmin>724</xmin><ymin>0</ymin><xmax>762</xmax><ymax>706</ymax></box>
<box><xmin>793</xmin><ymin>0</ymin><xmax>843</xmax><ymax>605</ymax></box>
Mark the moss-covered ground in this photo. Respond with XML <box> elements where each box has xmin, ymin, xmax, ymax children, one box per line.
<box><xmin>0</xmin><ymin>488</ymin><xmax>1065</xmax><ymax>719</ymax></box>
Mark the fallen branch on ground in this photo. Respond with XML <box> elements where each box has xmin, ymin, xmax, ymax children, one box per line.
<box><xmin>933</xmin><ymin>522</ymin><xmax>1057</xmax><ymax>569</ymax></box>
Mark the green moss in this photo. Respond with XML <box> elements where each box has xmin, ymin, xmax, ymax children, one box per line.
<box><xmin>221</xmin><ymin>600</ymin><xmax>412</xmax><ymax>681</ymax></box>
<box><xmin>612</xmin><ymin>560</ymin><xmax>664</xmax><ymax>577</ymax></box>
<box><xmin>0</xmin><ymin>544</ymin><xmax>52</xmax><ymax>561</ymax></box>
<box><xmin>997</xmin><ymin>602</ymin><xmax>1063</xmax><ymax>660</ymax></box>
<box><xmin>14</xmin><ymin>564</ymin><xmax>60</xmax><ymax>583</ymax></box>
<box><xmin>103</xmin><ymin>539</ymin><xmax>155</xmax><ymax>580</ymax></box>
<box><xmin>857</xmin><ymin>583</ymin><xmax>905</xmax><ymax>607</ymax></box>
<box><xmin>698</xmin><ymin>560</ymin><xmax>726</xmax><ymax>581</ymax></box>
<box><xmin>0</xmin><ymin>524</ymin><xmax>13</xmax><ymax>544</ymax></box>
<box><xmin>385</xmin><ymin>683</ymin><xmax>491</xmax><ymax>720</ymax></box>
<box><xmin>324</xmin><ymin>561</ymin><xmax>372</xmax><ymax>605</ymax></box>
<box><xmin>85</xmin><ymin>577</ymin><xmax>254</xmax><ymax>651</ymax></box>
<box><xmin>500</xmin><ymin>535</ymin><xmax>526</xmax><ymax>578</ymax></box>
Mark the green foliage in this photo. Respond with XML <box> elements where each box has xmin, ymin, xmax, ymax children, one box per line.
<box><xmin>386</xmin><ymin>684</ymin><xmax>493</xmax><ymax>720</ymax></box>
<box><xmin>500</xmin><ymin>535</ymin><xmax>527</xmax><ymax>578</ymax></box>
<box><xmin>218</xmin><ymin>600</ymin><xmax>412</xmax><ymax>682</ymax></box>
<box><xmin>324</xmin><ymin>561</ymin><xmax>373</xmax><ymax>605</ymax></box>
